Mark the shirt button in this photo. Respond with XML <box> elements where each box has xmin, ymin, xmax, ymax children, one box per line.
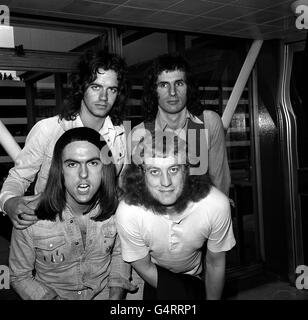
<box><xmin>77</xmin><ymin>291</ymin><xmax>82</xmax><ymax>295</ymax></box>
<box><xmin>49</xmin><ymin>243</ymin><xmax>53</xmax><ymax>248</ymax></box>
<box><xmin>70</xmin><ymin>220</ymin><xmax>73</xmax><ymax>223</ymax></box>
<box><xmin>75</xmin><ymin>241</ymin><xmax>79</xmax><ymax>245</ymax></box>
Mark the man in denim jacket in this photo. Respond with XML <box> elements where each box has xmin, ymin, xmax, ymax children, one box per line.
<box><xmin>0</xmin><ymin>50</ymin><xmax>129</xmax><ymax>230</ymax></box>
<box><xmin>9</xmin><ymin>127</ymin><xmax>135</xmax><ymax>300</ymax></box>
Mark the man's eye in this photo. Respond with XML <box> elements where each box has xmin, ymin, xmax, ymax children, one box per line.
<box><xmin>157</xmin><ymin>82</ymin><xmax>169</xmax><ymax>88</ymax></box>
<box><xmin>67</xmin><ymin>162</ymin><xmax>77</xmax><ymax>168</ymax></box>
<box><xmin>89</xmin><ymin>161</ymin><xmax>100</xmax><ymax>166</ymax></box>
<box><xmin>169</xmin><ymin>166</ymin><xmax>179</xmax><ymax>174</ymax></box>
<box><xmin>149</xmin><ymin>169</ymin><xmax>160</xmax><ymax>176</ymax></box>
<box><xmin>175</xmin><ymin>81</ymin><xmax>185</xmax><ymax>86</ymax></box>
<box><xmin>108</xmin><ymin>87</ymin><xmax>118</xmax><ymax>94</ymax></box>
<box><xmin>90</xmin><ymin>85</ymin><xmax>100</xmax><ymax>90</ymax></box>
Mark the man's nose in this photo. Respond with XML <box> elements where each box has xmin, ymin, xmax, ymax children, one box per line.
<box><xmin>79</xmin><ymin>164</ymin><xmax>88</xmax><ymax>179</ymax></box>
<box><xmin>99</xmin><ymin>88</ymin><xmax>108</xmax><ymax>100</ymax></box>
<box><xmin>160</xmin><ymin>171</ymin><xmax>172</xmax><ymax>187</ymax></box>
<box><xmin>169</xmin><ymin>83</ymin><xmax>176</xmax><ymax>96</ymax></box>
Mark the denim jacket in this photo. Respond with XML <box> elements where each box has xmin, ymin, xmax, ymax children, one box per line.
<box><xmin>0</xmin><ymin>115</ymin><xmax>127</xmax><ymax>211</ymax></box>
<box><xmin>9</xmin><ymin>205</ymin><xmax>134</xmax><ymax>300</ymax></box>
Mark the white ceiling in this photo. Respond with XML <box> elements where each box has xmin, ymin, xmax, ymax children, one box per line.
<box><xmin>3</xmin><ymin>0</ymin><xmax>306</xmax><ymax>41</ymax></box>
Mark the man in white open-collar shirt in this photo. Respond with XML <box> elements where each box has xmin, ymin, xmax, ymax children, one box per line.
<box><xmin>117</xmin><ymin>132</ymin><xmax>236</xmax><ymax>300</ymax></box>
<box><xmin>0</xmin><ymin>50</ymin><xmax>128</xmax><ymax>230</ymax></box>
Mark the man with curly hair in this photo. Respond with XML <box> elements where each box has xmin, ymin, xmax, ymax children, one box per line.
<box><xmin>0</xmin><ymin>50</ymin><xmax>129</xmax><ymax>230</ymax></box>
<box><xmin>129</xmin><ymin>53</ymin><xmax>230</xmax><ymax>195</ymax></box>
<box><xmin>116</xmin><ymin>132</ymin><xmax>236</xmax><ymax>300</ymax></box>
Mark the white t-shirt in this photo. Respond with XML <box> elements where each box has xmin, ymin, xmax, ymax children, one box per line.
<box><xmin>116</xmin><ymin>186</ymin><xmax>236</xmax><ymax>277</ymax></box>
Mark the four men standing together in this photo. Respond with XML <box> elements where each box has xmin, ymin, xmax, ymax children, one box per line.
<box><xmin>0</xmin><ymin>49</ymin><xmax>235</xmax><ymax>300</ymax></box>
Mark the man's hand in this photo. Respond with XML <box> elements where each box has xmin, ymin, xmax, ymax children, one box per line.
<box><xmin>109</xmin><ymin>286</ymin><xmax>126</xmax><ymax>300</ymax></box>
<box><xmin>4</xmin><ymin>194</ymin><xmax>41</xmax><ymax>230</ymax></box>
<box><xmin>131</xmin><ymin>254</ymin><xmax>158</xmax><ymax>288</ymax></box>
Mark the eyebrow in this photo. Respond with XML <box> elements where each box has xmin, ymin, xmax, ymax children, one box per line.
<box><xmin>63</xmin><ymin>157</ymin><xmax>101</xmax><ymax>164</ymax></box>
<box><xmin>146</xmin><ymin>164</ymin><xmax>181</xmax><ymax>170</ymax></box>
<box><xmin>157</xmin><ymin>78</ymin><xmax>185</xmax><ymax>84</ymax></box>
<box><xmin>89</xmin><ymin>82</ymin><xmax>118</xmax><ymax>89</ymax></box>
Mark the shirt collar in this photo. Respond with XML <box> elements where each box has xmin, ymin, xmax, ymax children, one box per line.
<box><xmin>99</xmin><ymin>115</ymin><xmax>124</xmax><ymax>136</ymax></box>
<box><xmin>164</xmin><ymin>202</ymin><xmax>195</xmax><ymax>224</ymax></box>
<box><xmin>62</xmin><ymin>203</ymin><xmax>101</xmax><ymax>220</ymax></box>
<box><xmin>60</xmin><ymin>114</ymin><xmax>124</xmax><ymax>143</ymax></box>
<box><xmin>156</xmin><ymin>109</ymin><xmax>203</xmax><ymax>131</ymax></box>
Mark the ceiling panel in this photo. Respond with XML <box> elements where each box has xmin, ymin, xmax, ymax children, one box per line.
<box><xmin>203</xmin><ymin>0</ymin><xmax>238</xmax><ymax>4</ymax></box>
<box><xmin>124</xmin><ymin>0</ymin><xmax>181</xmax><ymax>10</ymax></box>
<box><xmin>207</xmin><ymin>20</ymin><xmax>253</xmax><ymax>33</ymax></box>
<box><xmin>264</xmin><ymin>16</ymin><xmax>294</xmax><ymax>28</ymax></box>
<box><xmin>6</xmin><ymin>0</ymin><xmax>305</xmax><ymax>41</ymax></box>
<box><xmin>202</xmin><ymin>5</ymin><xmax>260</xmax><ymax>19</ymax></box>
<box><xmin>233</xmin><ymin>24</ymin><xmax>283</xmax><ymax>34</ymax></box>
<box><xmin>142</xmin><ymin>11</ymin><xmax>193</xmax><ymax>25</ymax></box>
<box><xmin>12</xmin><ymin>0</ymin><xmax>74</xmax><ymax>10</ymax></box>
<box><xmin>167</xmin><ymin>0</ymin><xmax>223</xmax><ymax>15</ymax></box>
<box><xmin>85</xmin><ymin>0</ymin><xmax>128</xmax><ymax>4</ymax></box>
<box><xmin>232</xmin><ymin>0</ymin><xmax>290</xmax><ymax>9</ymax></box>
<box><xmin>236</xmin><ymin>9</ymin><xmax>292</xmax><ymax>24</ymax></box>
<box><xmin>265</xmin><ymin>0</ymin><xmax>296</xmax><ymax>13</ymax></box>
<box><xmin>179</xmin><ymin>16</ymin><xmax>226</xmax><ymax>30</ymax></box>
<box><xmin>62</xmin><ymin>1</ymin><xmax>116</xmax><ymax>18</ymax></box>
<box><xmin>102</xmin><ymin>5</ymin><xmax>154</xmax><ymax>21</ymax></box>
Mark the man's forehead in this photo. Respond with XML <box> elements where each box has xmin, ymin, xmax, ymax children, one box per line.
<box><xmin>97</xmin><ymin>67</ymin><xmax>115</xmax><ymax>75</ymax></box>
<box><xmin>144</xmin><ymin>155</ymin><xmax>185</xmax><ymax>167</ymax></box>
<box><xmin>157</xmin><ymin>69</ymin><xmax>186</xmax><ymax>81</ymax></box>
<box><xmin>92</xmin><ymin>68</ymin><xmax>119</xmax><ymax>84</ymax></box>
<box><xmin>62</xmin><ymin>141</ymin><xmax>100</xmax><ymax>159</ymax></box>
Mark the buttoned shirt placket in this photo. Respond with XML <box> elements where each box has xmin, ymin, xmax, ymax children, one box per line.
<box><xmin>64</xmin><ymin>206</ymin><xmax>96</xmax><ymax>300</ymax></box>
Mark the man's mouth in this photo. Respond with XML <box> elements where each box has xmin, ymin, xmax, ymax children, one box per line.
<box><xmin>77</xmin><ymin>184</ymin><xmax>90</xmax><ymax>193</ymax></box>
<box><xmin>159</xmin><ymin>189</ymin><xmax>175</xmax><ymax>193</ymax></box>
<box><xmin>167</xmin><ymin>100</ymin><xmax>179</xmax><ymax>105</ymax></box>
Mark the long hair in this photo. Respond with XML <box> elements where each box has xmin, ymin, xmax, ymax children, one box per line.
<box><xmin>120</xmin><ymin>163</ymin><xmax>211</xmax><ymax>215</ymax></box>
<box><xmin>36</xmin><ymin>127</ymin><xmax>118</xmax><ymax>222</ymax></box>
<box><xmin>120</xmin><ymin>131</ymin><xmax>212</xmax><ymax>214</ymax></box>
<box><xmin>60</xmin><ymin>50</ymin><xmax>129</xmax><ymax>126</ymax></box>
<box><xmin>142</xmin><ymin>53</ymin><xmax>203</xmax><ymax>121</ymax></box>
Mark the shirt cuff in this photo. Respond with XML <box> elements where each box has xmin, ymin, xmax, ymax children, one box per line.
<box><xmin>0</xmin><ymin>192</ymin><xmax>16</xmax><ymax>213</ymax></box>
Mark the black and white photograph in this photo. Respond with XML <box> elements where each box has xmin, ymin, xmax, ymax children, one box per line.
<box><xmin>0</xmin><ymin>0</ymin><xmax>307</xmax><ymax>312</ymax></box>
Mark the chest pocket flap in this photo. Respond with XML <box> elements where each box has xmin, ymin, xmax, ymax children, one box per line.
<box><xmin>34</xmin><ymin>236</ymin><xmax>66</xmax><ymax>251</ymax></box>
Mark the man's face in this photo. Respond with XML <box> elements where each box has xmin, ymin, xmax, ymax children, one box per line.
<box><xmin>144</xmin><ymin>156</ymin><xmax>186</xmax><ymax>208</ymax></box>
<box><xmin>156</xmin><ymin>69</ymin><xmax>187</xmax><ymax>115</ymax></box>
<box><xmin>81</xmin><ymin>68</ymin><xmax>119</xmax><ymax>120</ymax></box>
<box><xmin>62</xmin><ymin>141</ymin><xmax>102</xmax><ymax>209</ymax></box>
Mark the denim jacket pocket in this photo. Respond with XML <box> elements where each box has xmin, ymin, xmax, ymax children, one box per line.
<box><xmin>100</xmin><ymin>221</ymin><xmax>117</xmax><ymax>254</ymax></box>
<box><xmin>34</xmin><ymin>235</ymin><xmax>67</xmax><ymax>265</ymax></box>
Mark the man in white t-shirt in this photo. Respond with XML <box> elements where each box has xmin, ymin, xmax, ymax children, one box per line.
<box><xmin>116</xmin><ymin>132</ymin><xmax>236</xmax><ymax>300</ymax></box>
